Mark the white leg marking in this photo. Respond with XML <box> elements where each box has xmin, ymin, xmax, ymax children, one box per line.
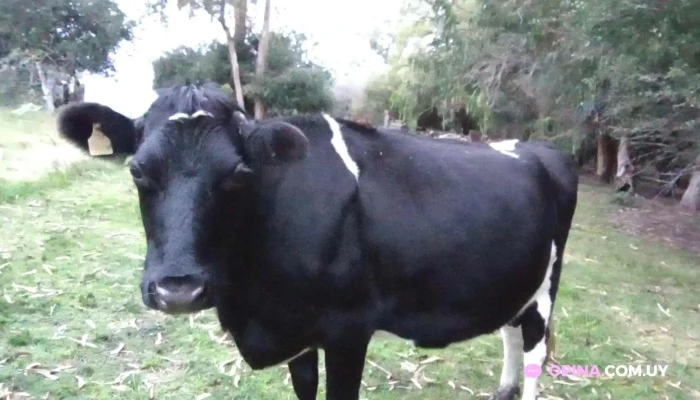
<box><xmin>522</xmin><ymin>341</ymin><xmax>548</xmax><ymax>400</ymax></box>
<box><xmin>521</xmin><ymin>241</ymin><xmax>557</xmax><ymax>400</ymax></box>
<box><xmin>322</xmin><ymin>114</ymin><xmax>360</xmax><ymax>181</ymax></box>
<box><xmin>499</xmin><ymin>326</ymin><xmax>523</xmax><ymax>388</ymax></box>
<box><xmin>489</xmin><ymin>139</ymin><xmax>520</xmax><ymax>158</ymax></box>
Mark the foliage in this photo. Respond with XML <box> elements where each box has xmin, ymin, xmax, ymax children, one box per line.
<box><xmin>0</xmin><ymin>0</ymin><xmax>134</xmax><ymax>75</ymax></box>
<box><xmin>364</xmin><ymin>0</ymin><xmax>700</xmax><ymax>184</ymax></box>
<box><xmin>247</xmin><ymin>67</ymin><xmax>333</xmax><ymax>115</ymax></box>
<box><xmin>0</xmin><ymin>0</ymin><xmax>134</xmax><ymax>107</ymax></box>
<box><xmin>152</xmin><ymin>31</ymin><xmax>334</xmax><ymax>115</ymax></box>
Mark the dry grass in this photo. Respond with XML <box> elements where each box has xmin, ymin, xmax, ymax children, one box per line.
<box><xmin>1</xmin><ymin>109</ymin><xmax>699</xmax><ymax>399</ymax></box>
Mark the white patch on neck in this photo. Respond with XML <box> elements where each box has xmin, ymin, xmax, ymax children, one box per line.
<box><xmin>168</xmin><ymin>110</ymin><xmax>214</xmax><ymax>121</ymax></box>
<box><xmin>489</xmin><ymin>139</ymin><xmax>520</xmax><ymax>158</ymax></box>
<box><xmin>274</xmin><ymin>347</ymin><xmax>313</xmax><ymax>366</ymax></box>
<box><xmin>322</xmin><ymin>114</ymin><xmax>359</xmax><ymax>181</ymax></box>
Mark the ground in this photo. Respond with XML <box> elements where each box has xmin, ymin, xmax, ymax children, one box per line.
<box><xmin>1</xmin><ymin>110</ymin><xmax>699</xmax><ymax>400</ymax></box>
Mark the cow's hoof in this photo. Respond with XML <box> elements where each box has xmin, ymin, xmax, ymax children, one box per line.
<box><xmin>490</xmin><ymin>385</ymin><xmax>520</xmax><ymax>400</ymax></box>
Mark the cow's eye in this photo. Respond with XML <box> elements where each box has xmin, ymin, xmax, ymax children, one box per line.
<box><xmin>130</xmin><ymin>164</ymin><xmax>143</xmax><ymax>180</ymax></box>
<box><xmin>130</xmin><ymin>163</ymin><xmax>153</xmax><ymax>189</ymax></box>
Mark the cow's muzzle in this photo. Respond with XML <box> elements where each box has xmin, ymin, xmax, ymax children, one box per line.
<box><xmin>144</xmin><ymin>274</ymin><xmax>213</xmax><ymax>314</ymax></box>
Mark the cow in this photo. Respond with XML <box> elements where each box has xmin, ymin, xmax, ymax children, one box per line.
<box><xmin>56</xmin><ymin>83</ymin><xmax>578</xmax><ymax>400</ymax></box>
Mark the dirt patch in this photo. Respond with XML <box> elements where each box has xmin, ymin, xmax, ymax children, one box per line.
<box><xmin>608</xmin><ymin>201</ymin><xmax>700</xmax><ymax>255</ymax></box>
<box><xmin>579</xmin><ymin>173</ymin><xmax>700</xmax><ymax>255</ymax></box>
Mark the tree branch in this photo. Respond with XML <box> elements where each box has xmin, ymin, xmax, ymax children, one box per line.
<box><xmin>218</xmin><ymin>0</ymin><xmax>231</xmax><ymax>38</ymax></box>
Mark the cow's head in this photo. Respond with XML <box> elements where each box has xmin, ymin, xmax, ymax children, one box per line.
<box><xmin>57</xmin><ymin>84</ymin><xmax>310</xmax><ymax>314</ymax></box>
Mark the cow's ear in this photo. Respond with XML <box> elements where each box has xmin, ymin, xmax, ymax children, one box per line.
<box><xmin>57</xmin><ymin>102</ymin><xmax>139</xmax><ymax>158</ymax></box>
<box><xmin>243</xmin><ymin>121</ymin><xmax>309</xmax><ymax>165</ymax></box>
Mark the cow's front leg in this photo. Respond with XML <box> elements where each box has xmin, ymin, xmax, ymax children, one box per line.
<box><xmin>324</xmin><ymin>338</ymin><xmax>370</xmax><ymax>400</ymax></box>
<box><xmin>289</xmin><ymin>349</ymin><xmax>319</xmax><ymax>400</ymax></box>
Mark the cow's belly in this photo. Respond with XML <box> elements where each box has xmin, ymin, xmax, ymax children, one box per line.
<box><xmin>377</xmin><ymin>300</ymin><xmax>522</xmax><ymax>348</ymax></box>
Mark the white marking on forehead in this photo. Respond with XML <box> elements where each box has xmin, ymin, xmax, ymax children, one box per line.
<box><xmin>168</xmin><ymin>112</ymin><xmax>190</xmax><ymax>121</ymax></box>
<box><xmin>167</xmin><ymin>110</ymin><xmax>214</xmax><ymax>121</ymax></box>
<box><xmin>191</xmin><ymin>110</ymin><xmax>214</xmax><ymax>118</ymax></box>
<box><xmin>489</xmin><ymin>139</ymin><xmax>520</xmax><ymax>158</ymax></box>
<box><xmin>323</xmin><ymin>113</ymin><xmax>359</xmax><ymax>181</ymax></box>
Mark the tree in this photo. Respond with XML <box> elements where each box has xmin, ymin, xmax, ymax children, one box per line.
<box><xmin>150</xmin><ymin>0</ymin><xmax>250</xmax><ymax>109</ymax></box>
<box><xmin>366</xmin><ymin>0</ymin><xmax>700</xmax><ymax>207</ymax></box>
<box><xmin>0</xmin><ymin>0</ymin><xmax>134</xmax><ymax>109</ymax></box>
<box><xmin>680</xmin><ymin>155</ymin><xmax>700</xmax><ymax>211</ymax></box>
<box><xmin>253</xmin><ymin>0</ymin><xmax>271</xmax><ymax>119</ymax></box>
<box><xmin>152</xmin><ymin>31</ymin><xmax>334</xmax><ymax>116</ymax></box>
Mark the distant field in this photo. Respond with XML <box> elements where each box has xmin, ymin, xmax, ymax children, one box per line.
<box><xmin>1</xmin><ymin>110</ymin><xmax>699</xmax><ymax>399</ymax></box>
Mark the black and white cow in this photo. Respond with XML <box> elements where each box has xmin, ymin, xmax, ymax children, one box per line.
<box><xmin>57</xmin><ymin>83</ymin><xmax>578</xmax><ymax>400</ymax></box>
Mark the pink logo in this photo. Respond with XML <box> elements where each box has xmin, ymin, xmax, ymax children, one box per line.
<box><xmin>524</xmin><ymin>363</ymin><xmax>542</xmax><ymax>378</ymax></box>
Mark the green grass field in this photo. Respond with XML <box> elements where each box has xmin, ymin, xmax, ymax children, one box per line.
<box><xmin>1</xmin><ymin>110</ymin><xmax>699</xmax><ymax>399</ymax></box>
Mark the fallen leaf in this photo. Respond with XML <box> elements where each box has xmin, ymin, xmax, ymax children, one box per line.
<box><xmin>76</xmin><ymin>376</ymin><xmax>86</xmax><ymax>389</ymax></box>
<box><xmin>110</xmin><ymin>343</ymin><xmax>125</xmax><ymax>355</ymax></box>
<box><xmin>657</xmin><ymin>303</ymin><xmax>672</xmax><ymax>317</ymax></box>
<box><xmin>459</xmin><ymin>386</ymin><xmax>474</xmax><ymax>394</ymax></box>
<box><xmin>33</xmin><ymin>369</ymin><xmax>59</xmax><ymax>380</ymax></box>
<box><xmin>25</xmin><ymin>363</ymin><xmax>41</xmax><ymax>371</ymax></box>
<box><xmin>195</xmin><ymin>394</ymin><xmax>211</xmax><ymax>400</ymax></box>
<box><xmin>410</xmin><ymin>378</ymin><xmax>423</xmax><ymax>389</ymax></box>
<box><xmin>367</xmin><ymin>359</ymin><xmax>393</xmax><ymax>379</ymax></box>
<box><xmin>666</xmin><ymin>381</ymin><xmax>681</xmax><ymax>389</ymax></box>
<box><xmin>419</xmin><ymin>356</ymin><xmax>443</xmax><ymax>364</ymax></box>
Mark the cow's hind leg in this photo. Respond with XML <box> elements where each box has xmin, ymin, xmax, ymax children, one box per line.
<box><xmin>520</xmin><ymin>241</ymin><xmax>558</xmax><ymax>400</ymax></box>
<box><xmin>493</xmin><ymin>240</ymin><xmax>558</xmax><ymax>400</ymax></box>
<box><xmin>491</xmin><ymin>325</ymin><xmax>523</xmax><ymax>400</ymax></box>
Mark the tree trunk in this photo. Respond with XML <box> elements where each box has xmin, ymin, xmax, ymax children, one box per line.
<box><xmin>219</xmin><ymin>1</ymin><xmax>245</xmax><ymax>109</ymax></box>
<box><xmin>615</xmin><ymin>135</ymin><xmax>635</xmax><ymax>193</ymax></box>
<box><xmin>35</xmin><ymin>62</ymin><xmax>54</xmax><ymax>112</ymax></box>
<box><xmin>469</xmin><ymin>129</ymin><xmax>482</xmax><ymax>143</ymax></box>
<box><xmin>253</xmin><ymin>0</ymin><xmax>271</xmax><ymax>120</ymax></box>
<box><xmin>679</xmin><ymin>154</ymin><xmax>700</xmax><ymax>211</ymax></box>
<box><xmin>71</xmin><ymin>76</ymin><xmax>85</xmax><ymax>102</ymax></box>
<box><xmin>596</xmin><ymin>132</ymin><xmax>617</xmax><ymax>183</ymax></box>
<box><xmin>234</xmin><ymin>0</ymin><xmax>247</xmax><ymax>44</ymax></box>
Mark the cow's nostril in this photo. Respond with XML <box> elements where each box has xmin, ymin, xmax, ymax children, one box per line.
<box><xmin>152</xmin><ymin>275</ymin><xmax>209</xmax><ymax>314</ymax></box>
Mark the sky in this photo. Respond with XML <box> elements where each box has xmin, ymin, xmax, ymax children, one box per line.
<box><xmin>82</xmin><ymin>0</ymin><xmax>403</xmax><ymax>118</ymax></box>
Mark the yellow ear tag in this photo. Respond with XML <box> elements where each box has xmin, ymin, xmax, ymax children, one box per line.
<box><xmin>87</xmin><ymin>123</ymin><xmax>114</xmax><ymax>156</ymax></box>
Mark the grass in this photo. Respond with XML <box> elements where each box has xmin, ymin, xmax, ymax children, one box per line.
<box><xmin>1</xmin><ymin>110</ymin><xmax>699</xmax><ymax>400</ymax></box>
